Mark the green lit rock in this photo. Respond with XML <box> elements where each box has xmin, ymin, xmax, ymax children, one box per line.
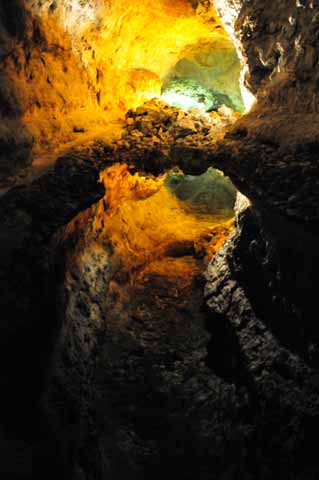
<box><xmin>165</xmin><ymin>168</ymin><xmax>237</xmax><ymax>218</ymax></box>
<box><xmin>161</xmin><ymin>78</ymin><xmax>237</xmax><ymax>112</ymax></box>
<box><xmin>162</xmin><ymin>39</ymin><xmax>245</xmax><ymax>113</ymax></box>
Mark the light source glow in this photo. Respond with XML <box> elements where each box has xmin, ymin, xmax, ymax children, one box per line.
<box><xmin>241</xmin><ymin>85</ymin><xmax>256</xmax><ymax>112</ymax></box>
<box><xmin>160</xmin><ymin>92</ymin><xmax>206</xmax><ymax>111</ymax></box>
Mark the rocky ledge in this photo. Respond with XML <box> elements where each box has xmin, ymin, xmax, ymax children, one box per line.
<box><xmin>112</xmin><ymin>98</ymin><xmax>240</xmax><ymax>175</ymax></box>
<box><xmin>211</xmin><ymin>110</ymin><xmax>319</xmax><ymax>226</ymax></box>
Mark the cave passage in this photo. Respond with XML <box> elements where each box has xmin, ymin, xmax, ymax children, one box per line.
<box><xmin>3</xmin><ymin>1</ymin><xmax>319</xmax><ymax>479</ymax></box>
<box><xmin>0</xmin><ymin>2</ymin><xmax>243</xmax><ymax>477</ymax></box>
<box><xmin>60</xmin><ymin>158</ymin><xmax>238</xmax><ymax>478</ymax></box>
<box><xmin>0</xmin><ymin>0</ymin><xmax>246</xmax><ymax>184</ymax></box>
<box><xmin>160</xmin><ymin>38</ymin><xmax>244</xmax><ymax>113</ymax></box>
<box><xmin>53</xmin><ymin>3</ymin><xmax>243</xmax><ymax>465</ymax></box>
<box><xmin>1</xmin><ymin>0</ymin><xmax>244</xmax><ymax>309</ymax></box>
<box><xmin>56</xmin><ymin>0</ymin><xmax>243</xmax><ymax>294</ymax></box>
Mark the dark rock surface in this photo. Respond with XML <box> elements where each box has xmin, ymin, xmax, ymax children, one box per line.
<box><xmin>215</xmin><ymin>0</ymin><xmax>319</xmax><ymax>112</ymax></box>
<box><xmin>43</xmin><ymin>190</ymin><xmax>319</xmax><ymax>480</ymax></box>
<box><xmin>210</xmin><ymin>111</ymin><xmax>319</xmax><ymax>226</ymax></box>
<box><xmin>204</xmin><ymin>194</ymin><xmax>319</xmax><ymax>479</ymax></box>
<box><xmin>0</xmin><ymin>121</ymin><xmax>34</xmax><ymax>182</ymax></box>
<box><xmin>0</xmin><ymin>146</ymin><xmax>107</xmax><ymax>479</ymax></box>
<box><xmin>112</xmin><ymin>99</ymin><xmax>238</xmax><ymax>175</ymax></box>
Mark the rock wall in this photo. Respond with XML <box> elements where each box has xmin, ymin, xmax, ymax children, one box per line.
<box><xmin>0</xmin><ymin>1</ymin><xmax>33</xmax><ymax>179</ymax></box>
<box><xmin>29</xmin><ymin>0</ymin><xmax>231</xmax><ymax>112</ymax></box>
<box><xmin>200</xmin><ymin>2</ymin><xmax>319</xmax><ymax>475</ymax></box>
<box><xmin>202</xmin><ymin>0</ymin><xmax>319</xmax><ymax>329</ymax></box>
<box><xmin>0</xmin><ymin>143</ymin><xmax>107</xmax><ymax>479</ymax></box>
<box><xmin>0</xmin><ymin>0</ymin><xmax>102</xmax><ymax>178</ymax></box>
<box><xmin>4</xmin><ymin>0</ymin><xmax>319</xmax><ymax>179</ymax></box>
<box><xmin>201</xmin><ymin>0</ymin><xmax>319</xmax><ymax>367</ymax></box>
<box><xmin>215</xmin><ymin>0</ymin><xmax>319</xmax><ymax>112</ymax></box>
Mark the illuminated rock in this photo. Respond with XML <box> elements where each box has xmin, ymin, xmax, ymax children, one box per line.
<box><xmin>165</xmin><ymin>167</ymin><xmax>237</xmax><ymax>218</ymax></box>
<box><xmin>0</xmin><ymin>0</ymin><xmax>243</xmax><ymax>180</ymax></box>
<box><xmin>163</xmin><ymin>38</ymin><xmax>244</xmax><ymax>112</ymax></box>
<box><xmin>161</xmin><ymin>77</ymin><xmax>242</xmax><ymax>112</ymax></box>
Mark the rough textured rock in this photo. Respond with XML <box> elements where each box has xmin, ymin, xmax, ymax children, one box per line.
<box><xmin>0</xmin><ymin>119</ymin><xmax>33</xmax><ymax>181</ymax></box>
<box><xmin>215</xmin><ymin>0</ymin><xmax>319</xmax><ymax>112</ymax></box>
<box><xmin>44</xmin><ymin>161</ymin><xmax>234</xmax><ymax>480</ymax></box>
<box><xmin>113</xmin><ymin>98</ymin><xmax>239</xmax><ymax>175</ymax></box>
<box><xmin>0</xmin><ymin>0</ymin><xmax>104</xmax><ymax>177</ymax></box>
<box><xmin>1</xmin><ymin>0</ymin><xmax>319</xmax><ymax>479</ymax></box>
<box><xmin>209</xmin><ymin>111</ymin><xmax>319</xmax><ymax>225</ymax></box>
<box><xmin>0</xmin><ymin>0</ymin><xmax>241</xmax><ymax>179</ymax></box>
<box><xmin>203</xmin><ymin>194</ymin><xmax>319</xmax><ymax>478</ymax></box>
<box><xmin>18</xmin><ymin>171</ymin><xmax>318</xmax><ymax>480</ymax></box>
<box><xmin>0</xmin><ymin>145</ymin><xmax>107</xmax><ymax>479</ymax></box>
<box><xmin>24</xmin><ymin>0</ymin><xmax>237</xmax><ymax>112</ymax></box>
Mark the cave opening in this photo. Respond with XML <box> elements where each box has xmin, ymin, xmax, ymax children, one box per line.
<box><xmin>0</xmin><ymin>0</ymin><xmax>247</xmax><ymax>322</ymax></box>
<box><xmin>160</xmin><ymin>36</ymin><xmax>245</xmax><ymax>113</ymax></box>
<box><xmin>56</xmin><ymin>8</ymin><xmax>243</xmax><ymax>429</ymax></box>
<box><xmin>62</xmin><ymin>159</ymin><xmax>238</xmax><ymax>334</ymax></box>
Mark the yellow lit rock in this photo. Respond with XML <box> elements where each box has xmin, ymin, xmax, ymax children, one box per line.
<box><xmin>96</xmin><ymin>164</ymin><xmax>233</xmax><ymax>274</ymax></box>
<box><xmin>62</xmin><ymin>163</ymin><xmax>233</xmax><ymax>321</ymax></box>
<box><xmin>10</xmin><ymin>0</ymin><xmax>242</xmax><ymax>155</ymax></box>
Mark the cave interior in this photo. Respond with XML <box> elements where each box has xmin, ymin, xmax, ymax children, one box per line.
<box><xmin>1</xmin><ymin>1</ymin><xmax>319</xmax><ymax>479</ymax></box>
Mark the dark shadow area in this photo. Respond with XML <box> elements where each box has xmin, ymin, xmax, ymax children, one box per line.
<box><xmin>202</xmin><ymin>198</ymin><xmax>319</xmax><ymax>478</ymax></box>
<box><xmin>204</xmin><ymin>280</ymin><xmax>319</xmax><ymax>479</ymax></box>
<box><xmin>235</xmin><ymin>206</ymin><xmax>319</xmax><ymax>367</ymax></box>
<box><xmin>0</xmin><ymin>0</ymin><xmax>27</xmax><ymax>39</ymax></box>
<box><xmin>0</xmin><ymin>151</ymin><xmax>105</xmax><ymax>479</ymax></box>
<box><xmin>0</xmin><ymin>0</ymin><xmax>34</xmax><ymax>182</ymax></box>
<box><xmin>206</xmin><ymin>310</ymin><xmax>251</xmax><ymax>384</ymax></box>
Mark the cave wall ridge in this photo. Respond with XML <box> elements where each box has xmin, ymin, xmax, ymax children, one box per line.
<box><xmin>215</xmin><ymin>0</ymin><xmax>319</xmax><ymax>112</ymax></box>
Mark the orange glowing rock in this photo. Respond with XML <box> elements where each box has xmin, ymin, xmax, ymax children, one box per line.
<box><xmin>95</xmin><ymin>164</ymin><xmax>233</xmax><ymax>276</ymax></box>
<box><xmin>4</xmin><ymin>0</ymin><xmax>244</xmax><ymax>165</ymax></box>
<box><xmin>127</xmin><ymin>69</ymin><xmax>162</xmax><ymax>107</ymax></box>
<box><xmin>61</xmin><ymin>162</ymin><xmax>234</xmax><ymax>325</ymax></box>
<box><xmin>17</xmin><ymin>0</ymin><xmax>236</xmax><ymax>149</ymax></box>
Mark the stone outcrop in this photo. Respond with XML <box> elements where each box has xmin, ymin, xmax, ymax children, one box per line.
<box><xmin>215</xmin><ymin>0</ymin><xmax>319</xmax><ymax>112</ymax></box>
<box><xmin>114</xmin><ymin>98</ymin><xmax>239</xmax><ymax>174</ymax></box>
